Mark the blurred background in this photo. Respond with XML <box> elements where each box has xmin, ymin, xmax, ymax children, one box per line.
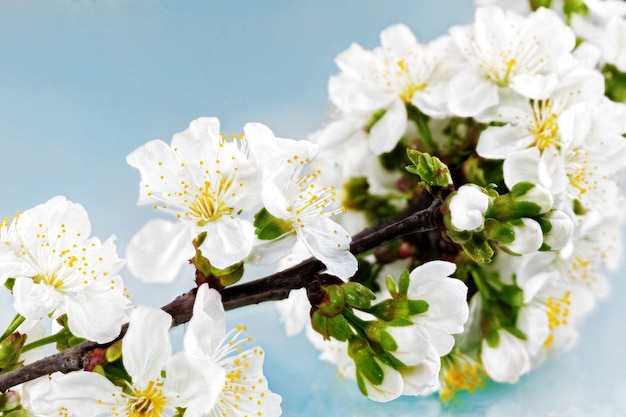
<box><xmin>1</xmin><ymin>0</ymin><xmax>625</xmax><ymax>415</ymax></box>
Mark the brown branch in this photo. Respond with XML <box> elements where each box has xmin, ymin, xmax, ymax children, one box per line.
<box><xmin>0</xmin><ymin>199</ymin><xmax>442</xmax><ymax>392</ymax></box>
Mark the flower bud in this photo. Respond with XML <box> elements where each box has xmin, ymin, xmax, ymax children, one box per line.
<box><xmin>311</xmin><ymin>311</ymin><xmax>352</xmax><ymax>341</ymax></box>
<box><xmin>540</xmin><ymin>210</ymin><xmax>574</xmax><ymax>250</ymax></box>
<box><xmin>494</xmin><ymin>182</ymin><xmax>553</xmax><ymax>220</ymax></box>
<box><xmin>317</xmin><ymin>284</ymin><xmax>346</xmax><ymax>317</ymax></box>
<box><xmin>0</xmin><ymin>391</ymin><xmax>21</xmax><ymax>412</ymax></box>
<box><xmin>447</xmin><ymin>184</ymin><xmax>491</xmax><ymax>231</ymax></box>
<box><xmin>343</xmin><ymin>282</ymin><xmax>376</xmax><ymax>310</ymax></box>
<box><xmin>499</xmin><ymin>218</ymin><xmax>543</xmax><ymax>255</ymax></box>
<box><xmin>0</xmin><ymin>333</ymin><xmax>26</xmax><ymax>371</ymax></box>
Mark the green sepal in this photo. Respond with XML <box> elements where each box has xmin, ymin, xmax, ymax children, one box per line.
<box><xmin>54</xmin><ymin>315</ymin><xmax>86</xmax><ymax>352</ymax></box>
<box><xmin>349</xmin><ymin>338</ymin><xmax>384</xmax><ymax>386</ymax></box>
<box><xmin>253</xmin><ymin>208</ymin><xmax>291</xmax><ymax>241</ymax></box>
<box><xmin>105</xmin><ymin>340</ymin><xmax>123</xmax><ymax>363</ymax></box>
<box><xmin>485</xmin><ymin>328</ymin><xmax>500</xmax><ymax>348</ymax></box>
<box><xmin>173</xmin><ymin>407</ymin><xmax>187</xmax><ymax>417</ymax></box>
<box><xmin>572</xmin><ymin>199</ymin><xmax>587</xmax><ymax>216</ymax></box>
<box><xmin>365</xmin><ymin>108</ymin><xmax>387</xmax><ymax>133</ymax></box>
<box><xmin>498</xmin><ymin>285</ymin><xmax>524</xmax><ymax>308</ymax></box>
<box><xmin>504</xmin><ymin>326</ymin><xmax>527</xmax><ymax>341</ymax></box>
<box><xmin>562</xmin><ymin>0</ymin><xmax>588</xmax><ymax>22</ymax></box>
<box><xmin>603</xmin><ymin>63</ymin><xmax>626</xmax><ymax>103</ymax></box>
<box><xmin>460</xmin><ymin>234</ymin><xmax>494</xmax><ymax>264</ymax></box>
<box><xmin>343</xmin><ymin>282</ymin><xmax>376</xmax><ymax>310</ymax></box>
<box><xmin>405</xmin><ymin>150</ymin><xmax>453</xmax><ymax>188</ymax></box>
<box><xmin>0</xmin><ymin>391</ymin><xmax>21</xmax><ymax>413</ymax></box>
<box><xmin>484</xmin><ymin>219</ymin><xmax>515</xmax><ymax>244</ymax></box>
<box><xmin>443</xmin><ymin>213</ymin><xmax>472</xmax><ymax>243</ymax></box>
<box><xmin>407</xmin><ymin>299</ymin><xmax>429</xmax><ymax>316</ymax></box>
<box><xmin>385</xmin><ymin>275</ymin><xmax>398</xmax><ymax>297</ymax></box>
<box><xmin>0</xmin><ymin>333</ymin><xmax>26</xmax><ymax>372</ymax></box>
<box><xmin>380</xmin><ymin>331</ymin><xmax>398</xmax><ymax>353</ymax></box>
<box><xmin>4</xmin><ymin>278</ymin><xmax>15</xmax><ymax>292</ymax></box>
<box><xmin>311</xmin><ymin>311</ymin><xmax>352</xmax><ymax>341</ymax></box>
<box><xmin>398</xmin><ymin>269</ymin><xmax>410</xmax><ymax>297</ymax></box>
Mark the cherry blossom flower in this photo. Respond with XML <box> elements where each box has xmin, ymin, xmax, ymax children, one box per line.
<box><xmin>53</xmin><ymin>306</ymin><xmax>221</xmax><ymax>417</ymax></box>
<box><xmin>447</xmin><ymin>7</ymin><xmax>576</xmax><ymax>118</ymax></box>
<box><xmin>241</xmin><ymin>121</ymin><xmax>357</xmax><ymax>279</ymax></box>
<box><xmin>185</xmin><ymin>284</ymin><xmax>282</xmax><ymax>417</ymax></box>
<box><xmin>126</xmin><ymin>117</ymin><xmax>262</xmax><ymax>283</ymax></box>
<box><xmin>0</xmin><ymin>196</ymin><xmax>127</xmax><ymax>343</ymax></box>
<box><xmin>329</xmin><ymin>24</ymin><xmax>458</xmax><ymax>154</ymax></box>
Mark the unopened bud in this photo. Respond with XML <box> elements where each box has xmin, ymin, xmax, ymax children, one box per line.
<box><xmin>343</xmin><ymin>282</ymin><xmax>376</xmax><ymax>310</ymax></box>
<box><xmin>311</xmin><ymin>311</ymin><xmax>352</xmax><ymax>341</ymax></box>
<box><xmin>540</xmin><ymin>210</ymin><xmax>574</xmax><ymax>250</ymax></box>
<box><xmin>0</xmin><ymin>391</ymin><xmax>21</xmax><ymax>412</ymax></box>
<box><xmin>0</xmin><ymin>333</ymin><xmax>26</xmax><ymax>370</ymax></box>
<box><xmin>494</xmin><ymin>182</ymin><xmax>553</xmax><ymax>220</ymax></box>
<box><xmin>447</xmin><ymin>184</ymin><xmax>491</xmax><ymax>231</ymax></box>
<box><xmin>500</xmin><ymin>218</ymin><xmax>543</xmax><ymax>255</ymax></box>
<box><xmin>317</xmin><ymin>285</ymin><xmax>345</xmax><ymax>317</ymax></box>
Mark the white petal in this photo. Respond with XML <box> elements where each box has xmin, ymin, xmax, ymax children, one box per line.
<box><xmin>198</xmin><ymin>217</ymin><xmax>254</xmax><ymax>269</ymax></box>
<box><xmin>52</xmin><ymin>371</ymin><xmax>122</xmax><ymax>417</ymax></box>
<box><xmin>13</xmin><ymin>278</ymin><xmax>62</xmax><ymax>320</ymax></box>
<box><xmin>63</xmin><ymin>292</ymin><xmax>127</xmax><ymax>343</ymax></box>
<box><xmin>361</xmin><ymin>361</ymin><xmax>404</xmax><ymax>402</ymax></box>
<box><xmin>503</xmin><ymin>147</ymin><xmax>541</xmax><ymax>189</ymax></box>
<box><xmin>165</xmin><ymin>352</ymin><xmax>224</xmax><ymax>413</ymax></box>
<box><xmin>298</xmin><ymin>218</ymin><xmax>357</xmax><ymax>279</ymax></box>
<box><xmin>510</xmin><ymin>73</ymin><xmax>559</xmax><ymax>100</ymax></box>
<box><xmin>185</xmin><ymin>284</ymin><xmax>226</xmax><ymax>358</ymax></box>
<box><xmin>123</xmin><ymin>306</ymin><xmax>172</xmax><ymax>386</ymax></box>
<box><xmin>126</xmin><ymin>218</ymin><xmax>195</xmax><ymax>283</ymax></box>
<box><xmin>476</xmin><ymin>125</ymin><xmax>535</xmax><ymax>159</ymax></box>
<box><xmin>447</xmin><ymin>69</ymin><xmax>499</xmax><ymax>117</ymax></box>
<box><xmin>481</xmin><ymin>330</ymin><xmax>530</xmax><ymax>383</ymax></box>
<box><xmin>368</xmin><ymin>99</ymin><xmax>407</xmax><ymax>154</ymax></box>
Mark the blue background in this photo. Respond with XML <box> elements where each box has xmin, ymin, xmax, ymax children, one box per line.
<box><xmin>1</xmin><ymin>1</ymin><xmax>625</xmax><ymax>415</ymax></box>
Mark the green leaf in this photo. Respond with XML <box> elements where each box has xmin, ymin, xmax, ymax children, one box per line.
<box><xmin>405</xmin><ymin>150</ymin><xmax>453</xmax><ymax>188</ymax></box>
<box><xmin>253</xmin><ymin>208</ymin><xmax>292</xmax><ymax>241</ymax></box>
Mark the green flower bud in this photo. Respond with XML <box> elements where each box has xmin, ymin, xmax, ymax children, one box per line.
<box><xmin>316</xmin><ymin>285</ymin><xmax>346</xmax><ymax>317</ymax></box>
<box><xmin>539</xmin><ymin>210</ymin><xmax>573</xmax><ymax>250</ymax></box>
<box><xmin>311</xmin><ymin>311</ymin><xmax>352</xmax><ymax>341</ymax></box>
<box><xmin>0</xmin><ymin>391</ymin><xmax>21</xmax><ymax>412</ymax></box>
<box><xmin>343</xmin><ymin>282</ymin><xmax>376</xmax><ymax>310</ymax></box>
<box><xmin>493</xmin><ymin>182</ymin><xmax>553</xmax><ymax>220</ymax></box>
<box><xmin>0</xmin><ymin>333</ymin><xmax>26</xmax><ymax>370</ymax></box>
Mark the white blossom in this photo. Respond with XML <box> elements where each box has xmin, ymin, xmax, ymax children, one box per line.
<box><xmin>0</xmin><ymin>196</ymin><xmax>127</xmax><ymax>343</ymax></box>
<box><xmin>126</xmin><ymin>117</ymin><xmax>262</xmax><ymax>283</ymax></box>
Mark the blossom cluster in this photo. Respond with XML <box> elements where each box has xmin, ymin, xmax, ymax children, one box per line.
<box><xmin>1</xmin><ymin>0</ymin><xmax>625</xmax><ymax>414</ymax></box>
<box><xmin>276</xmin><ymin>0</ymin><xmax>626</xmax><ymax>401</ymax></box>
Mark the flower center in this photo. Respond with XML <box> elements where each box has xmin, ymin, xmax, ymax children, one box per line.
<box><xmin>396</xmin><ymin>59</ymin><xmax>427</xmax><ymax>103</ymax></box>
<box><xmin>291</xmin><ymin>171</ymin><xmax>342</xmax><ymax>229</ymax></box>
<box><xmin>543</xmin><ymin>291</ymin><xmax>571</xmax><ymax>347</ymax></box>
<box><xmin>126</xmin><ymin>380</ymin><xmax>167</xmax><ymax>417</ymax></box>
<box><xmin>32</xmin><ymin>273</ymin><xmax>64</xmax><ymax>291</ymax></box>
<box><xmin>187</xmin><ymin>179</ymin><xmax>234</xmax><ymax>226</ymax></box>
<box><xmin>531</xmin><ymin>101</ymin><xmax>559</xmax><ymax>151</ymax></box>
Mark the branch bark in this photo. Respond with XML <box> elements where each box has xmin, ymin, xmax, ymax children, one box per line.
<box><xmin>0</xmin><ymin>198</ymin><xmax>442</xmax><ymax>392</ymax></box>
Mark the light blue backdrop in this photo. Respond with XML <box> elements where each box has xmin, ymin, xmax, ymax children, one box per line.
<box><xmin>1</xmin><ymin>1</ymin><xmax>625</xmax><ymax>415</ymax></box>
